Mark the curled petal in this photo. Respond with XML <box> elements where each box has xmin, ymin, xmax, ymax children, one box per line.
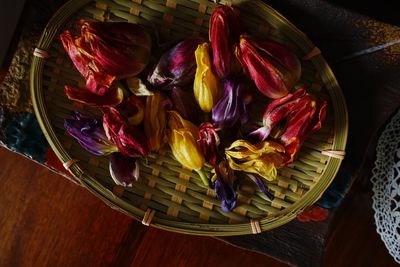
<box><xmin>212</xmin><ymin>160</ymin><xmax>237</xmax><ymax>212</ymax></box>
<box><xmin>64</xmin><ymin>85</ymin><xmax>123</xmax><ymax>107</ymax></box>
<box><xmin>211</xmin><ymin>76</ymin><xmax>249</xmax><ymax>130</ymax></box>
<box><xmin>103</xmin><ymin>108</ymin><xmax>149</xmax><ymax>157</ymax></box>
<box><xmin>64</xmin><ymin>112</ymin><xmax>118</xmax><ymax>156</ymax></box>
<box><xmin>225</xmin><ymin>139</ymin><xmax>285</xmax><ymax>181</ymax></box>
<box><xmin>250</xmin><ymin>88</ymin><xmax>307</xmax><ymax>140</ymax></box>
<box><xmin>109</xmin><ymin>152</ymin><xmax>139</xmax><ymax>187</ymax></box>
<box><xmin>144</xmin><ymin>91</ymin><xmax>169</xmax><ymax>152</ymax></box>
<box><xmin>79</xmin><ymin>20</ymin><xmax>151</xmax><ymax>78</ymax></box>
<box><xmin>198</xmin><ymin>122</ymin><xmax>220</xmax><ymax>167</ymax></box>
<box><xmin>60</xmin><ymin>31</ymin><xmax>116</xmax><ymax>95</ymax></box>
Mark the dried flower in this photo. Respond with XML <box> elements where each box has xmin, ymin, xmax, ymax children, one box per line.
<box><xmin>211</xmin><ymin>76</ymin><xmax>249</xmax><ymax>130</ymax></box>
<box><xmin>60</xmin><ymin>21</ymin><xmax>151</xmax><ymax>95</ymax></box>
<box><xmin>225</xmin><ymin>139</ymin><xmax>285</xmax><ymax>181</ymax></box>
<box><xmin>64</xmin><ymin>112</ymin><xmax>118</xmax><ymax>156</ymax></box>
<box><xmin>64</xmin><ymin>85</ymin><xmax>123</xmax><ymax>107</ymax></box>
<box><xmin>144</xmin><ymin>91</ymin><xmax>170</xmax><ymax>152</ymax></box>
<box><xmin>168</xmin><ymin>111</ymin><xmax>209</xmax><ymax>185</ymax></box>
<box><xmin>193</xmin><ymin>43</ymin><xmax>221</xmax><ymax>112</ymax></box>
<box><xmin>250</xmin><ymin>87</ymin><xmax>327</xmax><ymax>163</ymax></box>
<box><xmin>198</xmin><ymin>122</ymin><xmax>220</xmax><ymax>167</ymax></box>
<box><xmin>148</xmin><ymin>37</ymin><xmax>205</xmax><ymax>89</ymax></box>
<box><xmin>210</xmin><ymin>6</ymin><xmax>242</xmax><ymax>78</ymax></box>
<box><xmin>103</xmin><ymin>108</ymin><xmax>149</xmax><ymax>157</ymax></box>
<box><xmin>235</xmin><ymin>35</ymin><xmax>301</xmax><ymax>99</ymax></box>
<box><xmin>109</xmin><ymin>152</ymin><xmax>139</xmax><ymax>187</ymax></box>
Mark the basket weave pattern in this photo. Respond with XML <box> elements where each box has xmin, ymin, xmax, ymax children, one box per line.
<box><xmin>31</xmin><ymin>0</ymin><xmax>347</xmax><ymax>235</ymax></box>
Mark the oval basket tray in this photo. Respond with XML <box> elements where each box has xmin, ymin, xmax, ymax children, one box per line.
<box><xmin>30</xmin><ymin>0</ymin><xmax>348</xmax><ymax>236</ymax></box>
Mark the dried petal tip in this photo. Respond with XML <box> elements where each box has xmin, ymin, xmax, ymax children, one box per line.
<box><xmin>210</xmin><ymin>6</ymin><xmax>242</xmax><ymax>78</ymax></box>
<box><xmin>236</xmin><ymin>35</ymin><xmax>301</xmax><ymax>99</ymax></box>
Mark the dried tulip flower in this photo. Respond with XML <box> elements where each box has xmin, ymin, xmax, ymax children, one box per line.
<box><xmin>109</xmin><ymin>152</ymin><xmax>139</xmax><ymax>187</ymax></box>
<box><xmin>211</xmin><ymin>76</ymin><xmax>249</xmax><ymax>130</ymax></box>
<box><xmin>64</xmin><ymin>112</ymin><xmax>118</xmax><ymax>156</ymax></box>
<box><xmin>198</xmin><ymin>122</ymin><xmax>220</xmax><ymax>167</ymax></box>
<box><xmin>103</xmin><ymin>107</ymin><xmax>149</xmax><ymax>158</ymax></box>
<box><xmin>148</xmin><ymin>37</ymin><xmax>205</xmax><ymax>89</ymax></box>
<box><xmin>193</xmin><ymin>42</ymin><xmax>221</xmax><ymax>112</ymax></box>
<box><xmin>168</xmin><ymin>111</ymin><xmax>208</xmax><ymax>185</ymax></box>
<box><xmin>225</xmin><ymin>139</ymin><xmax>285</xmax><ymax>181</ymax></box>
<box><xmin>235</xmin><ymin>35</ymin><xmax>301</xmax><ymax>99</ymax></box>
<box><xmin>209</xmin><ymin>5</ymin><xmax>242</xmax><ymax>78</ymax></box>
<box><xmin>250</xmin><ymin>87</ymin><xmax>327</xmax><ymax>163</ymax></box>
<box><xmin>60</xmin><ymin>21</ymin><xmax>151</xmax><ymax>95</ymax></box>
<box><xmin>144</xmin><ymin>91</ymin><xmax>171</xmax><ymax>152</ymax></box>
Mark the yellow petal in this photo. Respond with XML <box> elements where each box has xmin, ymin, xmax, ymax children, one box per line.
<box><xmin>226</xmin><ymin>139</ymin><xmax>285</xmax><ymax>155</ymax></box>
<box><xmin>144</xmin><ymin>91</ymin><xmax>167</xmax><ymax>152</ymax></box>
<box><xmin>194</xmin><ymin>43</ymin><xmax>221</xmax><ymax>112</ymax></box>
<box><xmin>168</xmin><ymin>111</ymin><xmax>198</xmax><ymax>137</ymax></box>
<box><xmin>169</xmin><ymin>129</ymin><xmax>204</xmax><ymax>170</ymax></box>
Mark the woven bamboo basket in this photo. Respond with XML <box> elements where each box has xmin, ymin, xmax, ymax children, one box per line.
<box><xmin>30</xmin><ymin>0</ymin><xmax>348</xmax><ymax>236</ymax></box>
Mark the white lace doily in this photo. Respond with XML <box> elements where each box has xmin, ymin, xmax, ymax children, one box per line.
<box><xmin>371</xmin><ymin>108</ymin><xmax>400</xmax><ymax>264</ymax></box>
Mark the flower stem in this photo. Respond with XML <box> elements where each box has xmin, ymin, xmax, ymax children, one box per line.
<box><xmin>204</xmin><ymin>112</ymin><xmax>211</xmax><ymax>122</ymax></box>
<box><xmin>195</xmin><ymin>169</ymin><xmax>209</xmax><ymax>186</ymax></box>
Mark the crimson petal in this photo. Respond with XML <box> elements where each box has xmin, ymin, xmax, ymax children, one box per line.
<box><xmin>64</xmin><ymin>85</ymin><xmax>123</xmax><ymax>107</ymax></box>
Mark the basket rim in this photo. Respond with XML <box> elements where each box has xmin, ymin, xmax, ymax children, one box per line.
<box><xmin>30</xmin><ymin>0</ymin><xmax>348</xmax><ymax>236</ymax></box>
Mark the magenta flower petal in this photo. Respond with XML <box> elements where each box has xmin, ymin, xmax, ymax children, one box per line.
<box><xmin>60</xmin><ymin>31</ymin><xmax>116</xmax><ymax>95</ymax></box>
<box><xmin>64</xmin><ymin>85</ymin><xmax>123</xmax><ymax>107</ymax></box>
<box><xmin>210</xmin><ymin>6</ymin><xmax>242</xmax><ymax>78</ymax></box>
<box><xmin>103</xmin><ymin>108</ymin><xmax>149</xmax><ymax>157</ymax></box>
<box><xmin>235</xmin><ymin>35</ymin><xmax>301</xmax><ymax>99</ymax></box>
<box><xmin>147</xmin><ymin>37</ymin><xmax>205</xmax><ymax>89</ymax></box>
<box><xmin>79</xmin><ymin>20</ymin><xmax>151</xmax><ymax>78</ymax></box>
<box><xmin>198</xmin><ymin>122</ymin><xmax>220</xmax><ymax>167</ymax></box>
